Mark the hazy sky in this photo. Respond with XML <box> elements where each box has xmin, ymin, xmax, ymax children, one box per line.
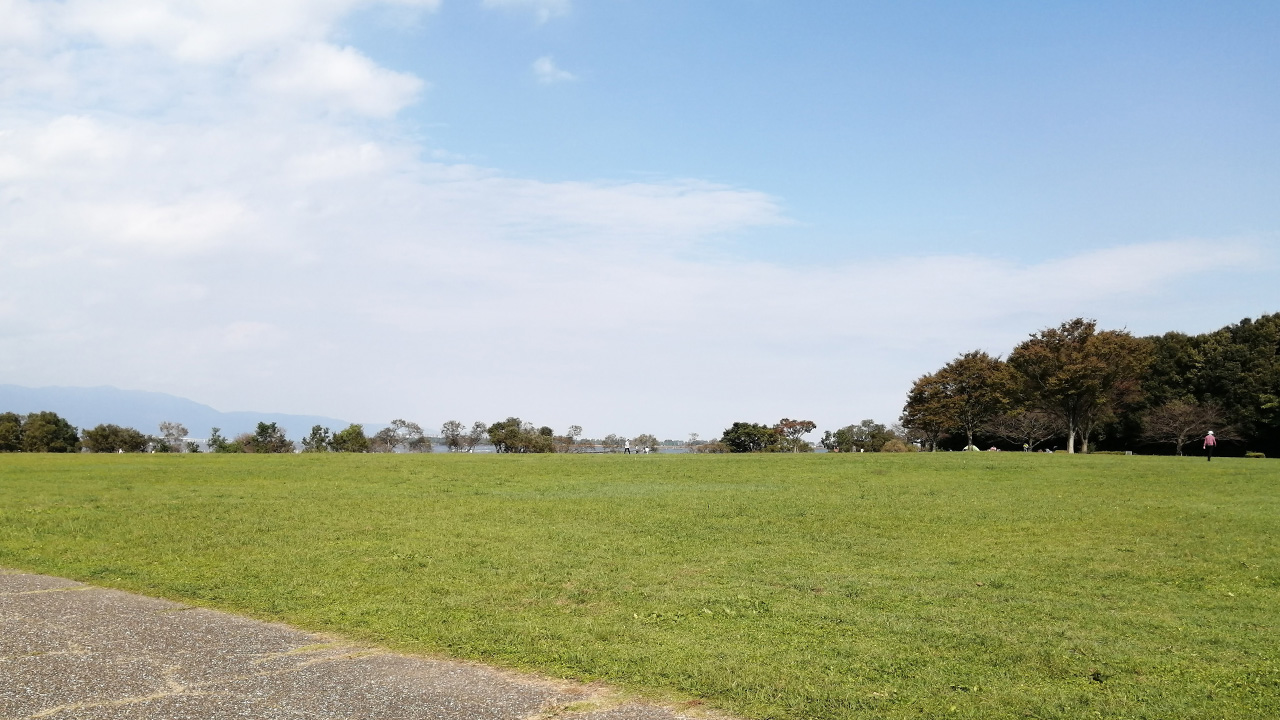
<box><xmin>2</xmin><ymin>0</ymin><xmax>1277</xmax><ymax>439</ymax></box>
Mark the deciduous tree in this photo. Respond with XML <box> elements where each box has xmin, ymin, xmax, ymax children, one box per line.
<box><xmin>821</xmin><ymin>420</ymin><xmax>895</xmax><ymax>452</ymax></box>
<box><xmin>152</xmin><ymin>421</ymin><xmax>189</xmax><ymax>453</ymax></box>
<box><xmin>983</xmin><ymin>411</ymin><xmax>1061</xmax><ymax>451</ymax></box>
<box><xmin>465</xmin><ymin>421</ymin><xmax>487</xmax><ymax>452</ymax></box>
<box><xmin>939</xmin><ymin>351</ymin><xmax>1017</xmax><ymax>449</ymax></box>
<box><xmin>243</xmin><ymin>422</ymin><xmax>294</xmax><ymax>453</ymax></box>
<box><xmin>301</xmin><ymin>425</ymin><xmax>332</xmax><ymax>452</ymax></box>
<box><xmin>1008</xmin><ymin>318</ymin><xmax>1149</xmax><ymax>453</ymax></box>
<box><xmin>373</xmin><ymin>419</ymin><xmax>431</xmax><ymax>453</ymax></box>
<box><xmin>632</xmin><ymin>433</ymin><xmax>659</xmax><ymax>452</ymax></box>
<box><xmin>330</xmin><ymin>424</ymin><xmax>371</xmax><ymax>452</ymax></box>
<box><xmin>440</xmin><ymin>420</ymin><xmax>466</xmax><ymax>451</ymax></box>
<box><xmin>1141</xmin><ymin>401</ymin><xmax>1232</xmax><ymax>456</ymax></box>
<box><xmin>82</xmin><ymin>424</ymin><xmax>149</xmax><ymax>453</ymax></box>
<box><xmin>900</xmin><ymin>372</ymin><xmax>957</xmax><ymax>451</ymax></box>
<box><xmin>774</xmin><ymin>419</ymin><xmax>817</xmax><ymax>452</ymax></box>
<box><xmin>721</xmin><ymin>422</ymin><xmax>779</xmax><ymax>453</ymax></box>
<box><xmin>20</xmin><ymin>411</ymin><xmax>79</xmax><ymax>453</ymax></box>
<box><xmin>555</xmin><ymin>425</ymin><xmax>584</xmax><ymax>453</ymax></box>
<box><xmin>0</xmin><ymin>412</ymin><xmax>23</xmax><ymax>452</ymax></box>
<box><xmin>486</xmin><ymin>418</ymin><xmax>554</xmax><ymax>453</ymax></box>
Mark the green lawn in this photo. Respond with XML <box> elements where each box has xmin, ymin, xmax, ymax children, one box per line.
<box><xmin>1</xmin><ymin>453</ymin><xmax>1277</xmax><ymax>719</ymax></box>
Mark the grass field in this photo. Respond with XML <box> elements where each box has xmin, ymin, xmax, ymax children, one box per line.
<box><xmin>1</xmin><ymin>453</ymin><xmax>1277</xmax><ymax>719</ymax></box>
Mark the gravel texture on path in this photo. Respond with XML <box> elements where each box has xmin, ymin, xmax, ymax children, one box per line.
<box><xmin>0</xmin><ymin>570</ymin><xmax>713</xmax><ymax>720</ymax></box>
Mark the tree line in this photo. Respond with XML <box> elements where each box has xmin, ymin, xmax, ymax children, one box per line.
<box><xmin>899</xmin><ymin>314</ymin><xmax>1279</xmax><ymax>456</ymax></box>
<box><xmin>3</xmin><ymin>313</ymin><xmax>1272</xmax><ymax>456</ymax></box>
<box><xmin>0</xmin><ymin>414</ymin><xmax>680</xmax><ymax>455</ymax></box>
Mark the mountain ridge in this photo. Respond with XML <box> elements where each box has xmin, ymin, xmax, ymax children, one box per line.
<box><xmin>0</xmin><ymin>385</ymin><xmax>358</xmax><ymax>439</ymax></box>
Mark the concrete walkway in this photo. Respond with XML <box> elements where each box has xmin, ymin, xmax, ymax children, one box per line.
<box><xmin>0</xmin><ymin>570</ymin><xmax>711</xmax><ymax>720</ymax></box>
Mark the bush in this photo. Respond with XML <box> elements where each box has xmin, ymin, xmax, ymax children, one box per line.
<box><xmin>1245</xmin><ymin>451</ymin><xmax>1266</xmax><ymax>459</ymax></box>
<box><xmin>880</xmin><ymin>439</ymin><xmax>917</xmax><ymax>453</ymax></box>
<box><xmin>693</xmin><ymin>441</ymin><xmax>729</xmax><ymax>454</ymax></box>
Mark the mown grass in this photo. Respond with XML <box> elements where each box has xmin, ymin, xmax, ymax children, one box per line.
<box><xmin>1</xmin><ymin>453</ymin><xmax>1277</xmax><ymax>719</ymax></box>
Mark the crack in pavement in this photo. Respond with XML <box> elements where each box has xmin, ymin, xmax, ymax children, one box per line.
<box><xmin>0</xmin><ymin>642</ymin><xmax>90</xmax><ymax>664</ymax></box>
<box><xmin>0</xmin><ymin>587</ymin><xmax>93</xmax><ymax>598</ymax></box>
<box><xmin>24</xmin><ymin>666</ymin><xmax>196</xmax><ymax>719</ymax></box>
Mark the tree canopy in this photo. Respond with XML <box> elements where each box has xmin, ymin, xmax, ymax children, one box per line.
<box><xmin>81</xmin><ymin>424</ymin><xmax>150</xmax><ymax>453</ymax></box>
<box><xmin>720</xmin><ymin>422</ymin><xmax>779</xmax><ymax>453</ymax></box>
<box><xmin>18</xmin><ymin>412</ymin><xmax>80</xmax><ymax>453</ymax></box>
<box><xmin>1008</xmin><ymin>319</ymin><xmax>1148</xmax><ymax>453</ymax></box>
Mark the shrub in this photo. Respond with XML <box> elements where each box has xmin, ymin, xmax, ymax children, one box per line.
<box><xmin>1245</xmin><ymin>451</ymin><xmax>1266</xmax><ymax>459</ymax></box>
<box><xmin>1090</xmin><ymin>450</ymin><xmax>1126</xmax><ymax>455</ymax></box>
<box><xmin>880</xmin><ymin>439</ymin><xmax>917</xmax><ymax>453</ymax></box>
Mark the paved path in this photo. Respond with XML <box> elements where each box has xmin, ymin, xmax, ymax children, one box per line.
<box><xmin>0</xmin><ymin>570</ymin><xmax>711</xmax><ymax>720</ymax></box>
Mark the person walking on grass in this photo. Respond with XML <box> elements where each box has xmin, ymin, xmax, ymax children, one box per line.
<box><xmin>624</xmin><ymin>439</ymin><xmax>631</xmax><ymax>455</ymax></box>
<box><xmin>1204</xmin><ymin>430</ymin><xmax>1217</xmax><ymax>461</ymax></box>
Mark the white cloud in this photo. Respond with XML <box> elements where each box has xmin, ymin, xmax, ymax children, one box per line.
<box><xmin>57</xmin><ymin>0</ymin><xmax>441</xmax><ymax>63</ymax></box>
<box><xmin>532</xmin><ymin>55</ymin><xmax>576</xmax><ymax>84</ymax></box>
<box><xmin>254</xmin><ymin>43</ymin><xmax>424</xmax><ymax>117</ymax></box>
<box><xmin>0</xmin><ymin>0</ymin><xmax>45</xmax><ymax>45</ymax></box>
<box><xmin>483</xmin><ymin>0</ymin><xmax>569</xmax><ymax>23</ymax></box>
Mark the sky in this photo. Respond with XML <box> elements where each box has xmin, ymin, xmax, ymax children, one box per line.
<box><xmin>1</xmin><ymin>0</ymin><xmax>1278</xmax><ymax>439</ymax></box>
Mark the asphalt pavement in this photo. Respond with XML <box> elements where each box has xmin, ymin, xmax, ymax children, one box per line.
<box><xmin>0</xmin><ymin>570</ymin><xmax>714</xmax><ymax>720</ymax></box>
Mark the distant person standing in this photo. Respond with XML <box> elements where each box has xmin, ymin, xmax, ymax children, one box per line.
<box><xmin>624</xmin><ymin>439</ymin><xmax>631</xmax><ymax>454</ymax></box>
<box><xmin>1203</xmin><ymin>430</ymin><xmax>1217</xmax><ymax>462</ymax></box>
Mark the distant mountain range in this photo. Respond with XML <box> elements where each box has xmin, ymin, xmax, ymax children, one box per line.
<box><xmin>0</xmin><ymin>385</ymin><xmax>357</xmax><ymax>440</ymax></box>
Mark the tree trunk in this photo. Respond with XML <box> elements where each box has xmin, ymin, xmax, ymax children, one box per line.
<box><xmin>1067</xmin><ymin>423</ymin><xmax>1076</xmax><ymax>454</ymax></box>
<box><xmin>966</xmin><ymin>429</ymin><xmax>973</xmax><ymax>449</ymax></box>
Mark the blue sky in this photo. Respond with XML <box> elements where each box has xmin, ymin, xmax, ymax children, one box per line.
<box><xmin>1</xmin><ymin>1</ymin><xmax>1277</xmax><ymax>438</ymax></box>
<box><xmin>354</xmin><ymin>1</ymin><xmax>1280</xmax><ymax>259</ymax></box>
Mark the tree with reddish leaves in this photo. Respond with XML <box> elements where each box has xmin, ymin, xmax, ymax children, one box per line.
<box><xmin>1008</xmin><ymin>318</ymin><xmax>1149</xmax><ymax>454</ymax></box>
<box><xmin>774</xmin><ymin>418</ymin><xmax>817</xmax><ymax>452</ymax></box>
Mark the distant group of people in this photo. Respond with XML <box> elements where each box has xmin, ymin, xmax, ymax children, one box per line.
<box><xmin>622</xmin><ymin>440</ymin><xmax>651</xmax><ymax>455</ymax></box>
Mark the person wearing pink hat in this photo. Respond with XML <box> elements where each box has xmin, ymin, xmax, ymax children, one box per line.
<box><xmin>1203</xmin><ymin>430</ymin><xmax>1217</xmax><ymax>462</ymax></box>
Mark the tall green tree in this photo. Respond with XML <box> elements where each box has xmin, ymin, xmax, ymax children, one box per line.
<box><xmin>440</xmin><ymin>420</ymin><xmax>466</xmax><ymax>451</ymax></box>
<box><xmin>330</xmin><ymin>424</ymin><xmax>371</xmax><ymax>452</ymax></box>
<box><xmin>1143</xmin><ymin>314</ymin><xmax>1280</xmax><ymax>454</ymax></box>
<box><xmin>900</xmin><ymin>372</ymin><xmax>957</xmax><ymax>451</ymax></box>
<box><xmin>0</xmin><ymin>412</ymin><xmax>22</xmax><ymax>452</ymax></box>
<box><xmin>243</xmin><ymin>422</ymin><xmax>294</xmax><ymax>453</ymax></box>
<box><xmin>1008</xmin><ymin>318</ymin><xmax>1149</xmax><ymax>453</ymax></box>
<box><xmin>822</xmin><ymin>420</ymin><xmax>896</xmax><ymax>452</ymax></box>
<box><xmin>81</xmin><ymin>424</ymin><xmax>150</xmax><ymax>453</ymax></box>
<box><xmin>20</xmin><ymin>411</ymin><xmax>79</xmax><ymax>453</ymax></box>
<box><xmin>720</xmin><ymin>422</ymin><xmax>779</xmax><ymax>452</ymax></box>
<box><xmin>486</xmin><ymin>417</ymin><xmax>554</xmax><ymax>453</ymax></box>
<box><xmin>938</xmin><ymin>351</ymin><xmax>1017</xmax><ymax>449</ymax></box>
<box><xmin>301</xmin><ymin>425</ymin><xmax>333</xmax><ymax>452</ymax></box>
